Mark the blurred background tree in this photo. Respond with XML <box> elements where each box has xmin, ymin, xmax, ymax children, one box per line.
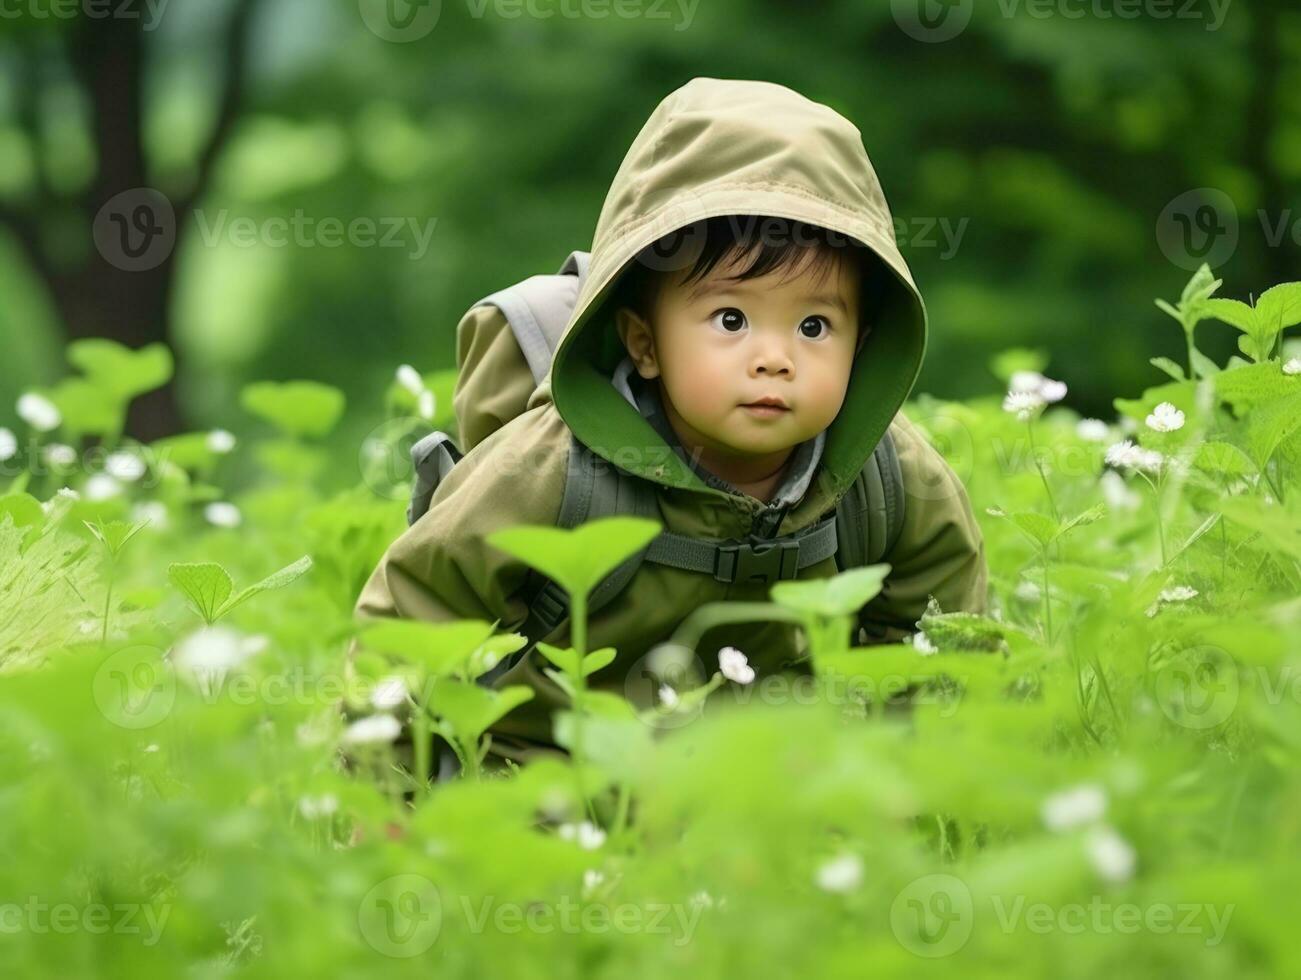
<box><xmin>0</xmin><ymin>0</ymin><xmax>1297</xmax><ymax>448</ymax></box>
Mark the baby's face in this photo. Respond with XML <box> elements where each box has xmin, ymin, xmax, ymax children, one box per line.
<box><xmin>619</xmin><ymin>248</ymin><xmax>862</xmax><ymax>460</ymax></box>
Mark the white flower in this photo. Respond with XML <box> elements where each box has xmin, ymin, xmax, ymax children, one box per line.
<box><xmin>658</xmin><ymin>684</ymin><xmax>680</xmax><ymax>709</ymax></box>
<box><xmin>371</xmin><ymin>676</ymin><xmax>409</xmax><ymax>711</ymax></box>
<box><xmin>131</xmin><ymin>501</ymin><xmax>169</xmax><ymax>530</ymax></box>
<box><xmin>1145</xmin><ymin>401</ymin><xmax>1185</xmax><ymax>433</ymax></box>
<box><xmin>911</xmin><ymin>631</ymin><xmax>938</xmax><ymax>655</ymax></box>
<box><xmin>1283</xmin><ymin>358</ymin><xmax>1301</xmax><ymax>376</ymax></box>
<box><xmin>396</xmin><ymin>364</ymin><xmax>425</xmax><ymax>397</ymax></box>
<box><xmin>1009</xmin><ymin>370</ymin><xmax>1046</xmax><ymax>393</ymax></box>
<box><xmin>1042</xmin><ymin>783</ymin><xmax>1107</xmax><ymax>832</ymax></box>
<box><xmin>1002</xmin><ymin>390</ymin><xmax>1045</xmax><ymax>421</ymax></box>
<box><xmin>558</xmin><ymin>820</ymin><xmax>606</xmax><ymax>850</ymax></box>
<box><xmin>0</xmin><ymin>427</ymin><xmax>16</xmax><ymax>461</ymax></box>
<box><xmin>582</xmin><ymin>869</ymin><xmax>606</xmax><ymax>895</ymax></box>
<box><xmin>1076</xmin><ymin>418</ymin><xmax>1109</xmax><ymax>442</ymax></box>
<box><xmin>174</xmin><ymin>625</ymin><xmax>252</xmax><ymax>686</ymax></box>
<box><xmin>1039</xmin><ymin>379</ymin><xmax>1067</xmax><ymax>403</ymax></box>
<box><xmin>242</xmin><ymin>634</ymin><xmax>270</xmax><ymax>656</ymax></box>
<box><xmin>688</xmin><ymin>890</ymin><xmax>715</xmax><ymax>909</ymax></box>
<box><xmin>84</xmin><ymin>473</ymin><xmax>123</xmax><ymax>501</ymax></box>
<box><xmin>298</xmin><ymin>793</ymin><xmax>339</xmax><ymax>820</ymax></box>
<box><xmin>1147</xmin><ymin>585</ymin><xmax>1199</xmax><ymax>618</ymax></box>
<box><xmin>43</xmin><ymin>443</ymin><xmax>77</xmax><ymax>468</ymax></box>
<box><xmin>717</xmin><ymin>645</ymin><xmax>755</xmax><ymax>685</ymax></box>
<box><xmin>815</xmin><ymin>853</ymin><xmax>863</xmax><ymax>894</ymax></box>
<box><xmin>417</xmin><ymin>388</ymin><xmax>437</xmax><ymax>421</ymax></box>
<box><xmin>1104</xmin><ymin>440</ymin><xmax>1163</xmax><ymax>473</ymax></box>
<box><xmin>207</xmin><ymin>429</ymin><xmax>237</xmax><ymax>454</ymax></box>
<box><xmin>1014</xmin><ymin>580</ymin><xmax>1041</xmax><ymax>602</ymax></box>
<box><xmin>1085</xmin><ymin>825</ymin><xmax>1136</xmax><ymax>883</ymax></box>
<box><xmin>341</xmin><ymin>713</ymin><xmax>402</xmax><ymax>746</ymax></box>
<box><xmin>17</xmin><ymin>393</ymin><xmax>61</xmax><ymax>432</ymax></box>
<box><xmin>1008</xmin><ymin>371</ymin><xmax>1066</xmax><ymax>404</ymax></box>
<box><xmin>1099</xmin><ymin>470</ymin><xmax>1141</xmax><ymax>511</ymax></box>
<box><xmin>204</xmin><ymin>502</ymin><xmax>242</xmax><ymax>528</ymax></box>
<box><xmin>105</xmin><ymin>451</ymin><xmax>146</xmax><ymax>482</ymax></box>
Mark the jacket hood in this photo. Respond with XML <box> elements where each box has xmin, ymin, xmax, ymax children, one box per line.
<box><xmin>549</xmin><ymin>76</ymin><xmax>928</xmax><ymax>503</ymax></box>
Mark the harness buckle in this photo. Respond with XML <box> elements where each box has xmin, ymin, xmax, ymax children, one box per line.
<box><xmin>714</xmin><ymin>537</ymin><xmax>801</xmax><ymax>585</ymax></box>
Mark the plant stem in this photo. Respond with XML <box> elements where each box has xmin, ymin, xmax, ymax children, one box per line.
<box><xmin>1040</xmin><ymin>549</ymin><xmax>1053</xmax><ymax>646</ymax></box>
<box><xmin>413</xmin><ymin>709</ymin><xmax>431</xmax><ymax>798</ymax></box>
<box><xmin>102</xmin><ymin>560</ymin><xmax>115</xmax><ymax>646</ymax></box>
<box><xmin>1026</xmin><ymin>419</ymin><xmax>1061</xmax><ymax>522</ymax></box>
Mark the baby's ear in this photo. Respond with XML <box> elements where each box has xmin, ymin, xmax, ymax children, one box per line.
<box><xmin>615</xmin><ymin>307</ymin><xmax>660</xmax><ymax>378</ymax></box>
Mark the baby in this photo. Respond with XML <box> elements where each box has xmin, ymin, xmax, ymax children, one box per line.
<box><xmin>355</xmin><ymin>77</ymin><xmax>987</xmax><ymax>769</ymax></box>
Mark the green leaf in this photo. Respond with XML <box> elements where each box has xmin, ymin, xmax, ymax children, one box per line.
<box><xmin>1149</xmin><ymin>357</ymin><xmax>1186</xmax><ymax>382</ymax></box>
<box><xmin>1244</xmin><ymin>390</ymin><xmax>1301</xmax><ymax>468</ymax></box>
<box><xmin>770</xmin><ymin>564</ymin><xmax>890</xmax><ymax>618</ymax></box>
<box><xmin>486</xmin><ymin>516</ymin><xmax>661</xmax><ymax>600</ymax></box>
<box><xmin>67</xmin><ymin>339</ymin><xmax>173</xmax><ymax>401</ymax></box>
<box><xmin>1056</xmin><ymin>504</ymin><xmax>1106</xmax><ymax>538</ymax></box>
<box><xmin>1255</xmin><ymin>282</ymin><xmax>1301</xmax><ymax>332</ymax></box>
<box><xmin>48</xmin><ymin>378</ymin><xmax>119</xmax><ymax>436</ymax></box>
<box><xmin>1190</xmin><ymin>345</ymin><xmax>1221</xmax><ymax>380</ymax></box>
<box><xmin>428</xmin><ymin>680</ymin><xmax>533</xmax><ymax>742</ymax></box>
<box><xmin>1004</xmin><ymin>511</ymin><xmax>1059</xmax><ymax>549</ymax></box>
<box><xmin>0</xmin><ymin>494</ymin><xmax>45</xmax><ymax>531</ymax></box>
<box><xmin>240</xmin><ymin>381</ymin><xmax>346</xmax><ymax>439</ymax></box>
<box><xmin>1193</xmin><ymin>442</ymin><xmax>1256</xmax><ymax>477</ymax></box>
<box><xmin>582</xmin><ymin>647</ymin><xmax>617</xmax><ymax>677</ymax></box>
<box><xmin>83</xmin><ymin>518</ymin><xmax>148</xmax><ymax>558</ymax></box>
<box><xmin>362</xmin><ymin>619</ymin><xmax>497</xmax><ymax>677</ymax></box>
<box><xmin>536</xmin><ymin>641</ymin><xmax>581</xmax><ymax>676</ymax></box>
<box><xmin>168</xmin><ymin>562</ymin><xmax>234</xmax><ymax>624</ymax></box>
<box><xmin>215</xmin><ymin>555</ymin><xmax>313</xmax><ymax>619</ymax></box>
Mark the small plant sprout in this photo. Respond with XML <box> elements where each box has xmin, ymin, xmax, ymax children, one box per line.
<box><xmin>361</xmin><ymin>618</ymin><xmax>530</xmax><ymax>788</ymax></box>
<box><xmin>984</xmin><ymin>505</ymin><xmax>1104</xmax><ymax>645</ymax></box>
<box><xmin>487</xmin><ymin>516</ymin><xmax>661</xmax><ymax>804</ymax></box>
<box><xmin>168</xmin><ymin>555</ymin><xmax>313</xmax><ymax>626</ymax></box>
<box><xmin>83</xmin><ymin>516</ymin><xmax>149</xmax><ymax>644</ymax></box>
<box><xmin>1154</xmin><ymin>263</ymin><xmax>1223</xmax><ymax>380</ymax></box>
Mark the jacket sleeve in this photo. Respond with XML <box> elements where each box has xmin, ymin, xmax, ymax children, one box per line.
<box><xmin>352</xmin><ymin>404</ymin><xmax>570</xmax><ymax>631</ymax></box>
<box><xmin>859</xmin><ymin>409</ymin><xmax>988</xmax><ymax>645</ymax></box>
<box><xmin>452</xmin><ymin>304</ymin><xmax>537</xmax><ymax>454</ymax></box>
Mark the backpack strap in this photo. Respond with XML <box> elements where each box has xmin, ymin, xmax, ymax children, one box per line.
<box><xmin>406</xmin><ymin>431</ymin><xmax>463</xmax><ymax>526</ymax></box>
<box><xmin>470</xmin><ymin>250</ymin><xmax>590</xmax><ymax>386</ymax></box>
<box><xmin>834</xmin><ymin>429</ymin><xmax>905</xmax><ymax>569</ymax></box>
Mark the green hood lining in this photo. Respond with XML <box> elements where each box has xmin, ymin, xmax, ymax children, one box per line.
<box><xmin>553</xmin><ymin>218</ymin><xmax>927</xmax><ymax>503</ymax></box>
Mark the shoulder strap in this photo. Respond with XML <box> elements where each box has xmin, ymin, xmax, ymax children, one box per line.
<box><xmin>470</xmin><ymin>250</ymin><xmax>590</xmax><ymax>386</ymax></box>
<box><xmin>834</xmin><ymin>429</ymin><xmax>904</xmax><ymax>569</ymax></box>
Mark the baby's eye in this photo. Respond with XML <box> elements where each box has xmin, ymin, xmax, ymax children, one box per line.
<box><xmin>798</xmin><ymin>315</ymin><xmax>831</xmax><ymax>340</ymax></box>
<box><xmin>710</xmin><ymin>308</ymin><xmax>747</xmax><ymax>334</ymax></box>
